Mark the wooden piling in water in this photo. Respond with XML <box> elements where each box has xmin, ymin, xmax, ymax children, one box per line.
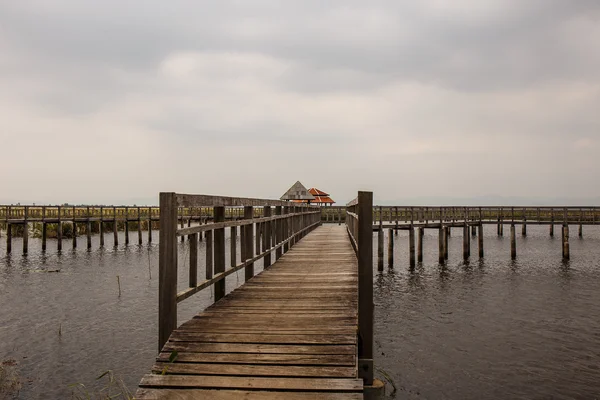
<box><xmin>562</xmin><ymin>225</ymin><xmax>570</xmax><ymax>260</ymax></box>
<box><xmin>125</xmin><ymin>207</ymin><xmax>130</xmax><ymax>245</ymax></box>
<box><xmin>22</xmin><ymin>215</ymin><xmax>28</xmax><ymax>254</ymax></box>
<box><xmin>510</xmin><ymin>224</ymin><xmax>516</xmax><ymax>260</ymax></box>
<box><xmin>417</xmin><ymin>227</ymin><xmax>423</xmax><ymax>263</ymax></box>
<box><xmin>73</xmin><ymin>206</ymin><xmax>77</xmax><ymax>249</ymax></box>
<box><xmin>189</xmin><ymin>233</ymin><xmax>198</xmax><ymax>287</ymax></box>
<box><xmin>550</xmin><ymin>222</ymin><xmax>554</xmax><ymax>237</ymax></box>
<box><xmin>99</xmin><ymin>208</ymin><xmax>104</xmax><ymax>247</ymax></box>
<box><xmin>522</xmin><ymin>208</ymin><xmax>527</xmax><ymax>236</ymax></box>
<box><xmin>6</xmin><ymin>223</ymin><xmax>11</xmax><ymax>254</ymax></box>
<box><xmin>478</xmin><ymin>223</ymin><xmax>484</xmax><ymax>258</ymax></box>
<box><xmin>409</xmin><ymin>226</ymin><xmax>415</xmax><ymax>268</ymax></box>
<box><xmin>87</xmin><ymin>220</ymin><xmax>92</xmax><ymax>250</ymax></box>
<box><xmin>377</xmin><ymin>228</ymin><xmax>384</xmax><ymax>271</ymax></box>
<box><xmin>438</xmin><ymin>227</ymin><xmax>444</xmax><ymax>264</ymax></box>
<box><xmin>472</xmin><ymin>225</ymin><xmax>477</xmax><ymax>237</ymax></box>
<box><xmin>42</xmin><ymin>222</ymin><xmax>47</xmax><ymax>252</ymax></box>
<box><xmin>113</xmin><ymin>207</ymin><xmax>118</xmax><ymax>246</ymax></box>
<box><xmin>579</xmin><ymin>224</ymin><xmax>583</xmax><ymax>238</ymax></box>
<box><xmin>230</xmin><ymin>226</ymin><xmax>237</xmax><ymax>268</ymax></box>
<box><xmin>57</xmin><ymin>221</ymin><xmax>62</xmax><ymax>251</ymax></box>
<box><xmin>138</xmin><ymin>207</ymin><xmax>142</xmax><ymax>245</ymax></box>
<box><xmin>444</xmin><ymin>226</ymin><xmax>449</xmax><ymax>260</ymax></box>
<box><xmin>387</xmin><ymin>228</ymin><xmax>393</xmax><ymax>268</ymax></box>
<box><xmin>148</xmin><ymin>207</ymin><xmax>153</xmax><ymax>243</ymax></box>
<box><xmin>463</xmin><ymin>224</ymin><xmax>469</xmax><ymax>261</ymax></box>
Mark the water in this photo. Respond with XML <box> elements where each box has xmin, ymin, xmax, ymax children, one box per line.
<box><xmin>1</xmin><ymin>225</ymin><xmax>600</xmax><ymax>399</ymax></box>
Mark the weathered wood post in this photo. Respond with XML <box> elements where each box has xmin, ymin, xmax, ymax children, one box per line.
<box><xmin>57</xmin><ymin>206</ymin><xmax>62</xmax><ymax>251</ymax></box>
<box><xmin>444</xmin><ymin>226</ymin><xmax>449</xmax><ymax>260</ymax></box>
<box><xmin>125</xmin><ymin>207</ymin><xmax>130</xmax><ymax>245</ymax></box>
<box><xmin>283</xmin><ymin>206</ymin><xmax>290</xmax><ymax>253</ymax></box>
<box><xmin>417</xmin><ymin>227</ymin><xmax>423</xmax><ymax>263</ymax></box>
<box><xmin>99</xmin><ymin>207</ymin><xmax>105</xmax><ymax>247</ymax></box>
<box><xmin>180</xmin><ymin>209</ymin><xmax>185</xmax><ymax>243</ymax></box>
<box><xmin>387</xmin><ymin>228</ymin><xmax>394</xmax><ymax>268</ymax></box>
<box><xmin>522</xmin><ymin>207</ymin><xmax>527</xmax><ymax>236</ymax></box>
<box><xmin>357</xmin><ymin>191</ymin><xmax>374</xmax><ymax>386</ymax></box>
<box><xmin>42</xmin><ymin>207</ymin><xmax>47</xmax><ymax>252</ymax></box>
<box><xmin>394</xmin><ymin>206</ymin><xmax>398</xmax><ymax>235</ymax></box>
<box><xmin>438</xmin><ymin>226</ymin><xmax>444</xmax><ymax>264</ymax></box>
<box><xmin>138</xmin><ymin>207</ymin><xmax>143</xmax><ymax>245</ymax></box>
<box><xmin>72</xmin><ymin>206</ymin><xmax>77</xmax><ymax>249</ymax></box>
<box><xmin>214</xmin><ymin>206</ymin><xmax>225</xmax><ymax>301</ymax></box>
<box><xmin>22</xmin><ymin>207</ymin><xmax>28</xmax><ymax>255</ymax></box>
<box><xmin>510</xmin><ymin>224</ymin><xmax>516</xmax><ymax>260</ymax></box>
<box><xmin>158</xmin><ymin>192</ymin><xmax>177</xmax><ymax>351</ymax></box>
<box><xmin>377</xmin><ymin>227</ymin><xmax>384</xmax><ymax>271</ymax></box>
<box><xmin>579</xmin><ymin>208</ymin><xmax>583</xmax><ymax>238</ymax></box>
<box><xmin>463</xmin><ymin>224</ymin><xmax>469</xmax><ymax>261</ymax></box>
<box><xmin>262</xmin><ymin>206</ymin><xmax>271</xmax><ymax>268</ymax></box>
<box><xmin>230</xmin><ymin>226</ymin><xmax>237</xmax><ymax>268</ymax></box>
<box><xmin>275</xmin><ymin>206</ymin><xmax>282</xmax><ymax>261</ymax></box>
<box><xmin>113</xmin><ymin>207</ymin><xmax>118</xmax><ymax>246</ymax></box>
<box><xmin>550</xmin><ymin>209</ymin><xmax>555</xmax><ymax>237</ymax></box>
<box><xmin>244</xmin><ymin>206</ymin><xmax>254</xmax><ymax>281</ymax></box>
<box><xmin>86</xmin><ymin>207</ymin><xmax>92</xmax><ymax>250</ymax></box>
<box><xmin>409</xmin><ymin>227</ymin><xmax>416</xmax><ymax>268</ymax></box>
<box><xmin>478</xmin><ymin>223</ymin><xmax>484</xmax><ymax>258</ymax></box>
<box><xmin>6</xmin><ymin>223</ymin><xmax>11</xmax><ymax>254</ymax></box>
<box><xmin>562</xmin><ymin>225</ymin><xmax>570</xmax><ymax>260</ymax></box>
<box><xmin>148</xmin><ymin>207</ymin><xmax>153</xmax><ymax>243</ymax></box>
<box><xmin>189</xmin><ymin>233</ymin><xmax>198</xmax><ymax>287</ymax></box>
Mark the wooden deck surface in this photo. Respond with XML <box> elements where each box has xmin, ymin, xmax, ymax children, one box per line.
<box><xmin>137</xmin><ymin>224</ymin><xmax>362</xmax><ymax>399</ymax></box>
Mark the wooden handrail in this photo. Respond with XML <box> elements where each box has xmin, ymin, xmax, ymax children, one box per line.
<box><xmin>158</xmin><ymin>192</ymin><xmax>322</xmax><ymax>350</ymax></box>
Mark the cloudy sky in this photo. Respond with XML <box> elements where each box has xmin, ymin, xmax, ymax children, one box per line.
<box><xmin>2</xmin><ymin>1</ymin><xmax>599</xmax><ymax>205</ymax></box>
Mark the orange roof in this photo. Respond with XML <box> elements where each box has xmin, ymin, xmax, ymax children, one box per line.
<box><xmin>308</xmin><ymin>188</ymin><xmax>329</xmax><ymax>196</ymax></box>
<box><xmin>312</xmin><ymin>195</ymin><xmax>335</xmax><ymax>204</ymax></box>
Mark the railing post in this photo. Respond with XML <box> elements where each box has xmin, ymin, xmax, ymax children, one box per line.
<box><xmin>357</xmin><ymin>191</ymin><xmax>374</xmax><ymax>385</ymax></box>
<box><xmin>214</xmin><ymin>206</ymin><xmax>225</xmax><ymax>301</ymax></box>
<box><xmin>244</xmin><ymin>206</ymin><xmax>254</xmax><ymax>281</ymax></box>
<box><xmin>263</xmin><ymin>206</ymin><xmax>272</xmax><ymax>268</ymax></box>
<box><xmin>158</xmin><ymin>192</ymin><xmax>178</xmax><ymax>351</ymax></box>
<box><xmin>275</xmin><ymin>206</ymin><xmax>282</xmax><ymax>260</ymax></box>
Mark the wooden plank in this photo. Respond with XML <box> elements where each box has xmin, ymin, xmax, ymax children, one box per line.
<box><xmin>139</xmin><ymin>375</ymin><xmax>363</xmax><ymax>392</ymax></box>
<box><xmin>168</xmin><ymin>332</ymin><xmax>355</xmax><ymax>344</ymax></box>
<box><xmin>155</xmin><ymin>352</ymin><xmax>353</xmax><ymax>366</ymax></box>
<box><xmin>162</xmin><ymin>343</ymin><xmax>355</xmax><ymax>355</ymax></box>
<box><xmin>152</xmin><ymin>363</ymin><xmax>357</xmax><ymax>378</ymax></box>
<box><xmin>155</xmin><ymin>352</ymin><xmax>355</xmax><ymax>366</ymax></box>
<box><xmin>136</xmin><ymin>389</ymin><xmax>363</xmax><ymax>399</ymax></box>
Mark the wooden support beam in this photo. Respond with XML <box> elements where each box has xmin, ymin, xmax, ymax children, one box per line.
<box><xmin>510</xmin><ymin>224</ymin><xmax>516</xmax><ymax>260</ymax></box>
<box><xmin>6</xmin><ymin>223</ymin><xmax>11</xmax><ymax>254</ymax></box>
<box><xmin>563</xmin><ymin>225</ymin><xmax>570</xmax><ymax>260</ymax></box>
<box><xmin>357</xmin><ymin>191</ymin><xmax>373</xmax><ymax>385</ymax></box>
<box><xmin>189</xmin><ymin>233</ymin><xmax>198</xmax><ymax>287</ymax></box>
<box><xmin>387</xmin><ymin>229</ymin><xmax>393</xmax><ymax>268</ymax></box>
<box><xmin>42</xmin><ymin>222</ymin><xmax>47</xmax><ymax>252</ymax></box>
<box><xmin>417</xmin><ymin>227</ymin><xmax>423</xmax><ymax>263</ymax></box>
<box><xmin>478</xmin><ymin>223</ymin><xmax>484</xmax><ymax>258</ymax></box>
<box><xmin>125</xmin><ymin>207</ymin><xmax>130</xmax><ymax>245</ymax></box>
<box><xmin>100</xmin><ymin>208</ymin><xmax>104</xmax><ymax>247</ymax></box>
<box><xmin>214</xmin><ymin>206</ymin><xmax>225</xmax><ymax>302</ymax></box>
<box><xmin>444</xmin><ymin>226</ymin><xmax>449</xmax><ymax>260</ymax></box>
<box><xmin>148</xmin><ymin>207</ymin><xmax>153</xmax><ymax>243</ymax></box>
<box><xmin>438</xmin><ymin>226</ymin><xmax>444</xmax><ymax>264</ymax></box>
<box><xmin>230</xmin><ymin>226</ymin><xmax>237</xmax><ymax>269</ymax></box>
<box><xmin>377</xmin><ymin>228</ymin><xmax>384</xmax><ymax>271</ymax></box>
<box><xmin>113</xmin><ymin>207</ymin><xmax>118</xmax><ymax>246</ymax></box>
<box><xmin>158</xmin><ymin>192</ymin><xmax>178</xmax><ymax>351</ymax></box>
<box><xmin>463</xmin><ymin>224</ymin><xmax>469</xmax><ymax>261</ymax></box>
<box><xmin>409</xmin><ymin>226</ymin><xmax>415</xmax><ymax>268</ymax></box>
<box><xmin>262</xmin><ymin>206</ymin><xmax>271</xmax><ymax>269</ymax></box>
<box><xmin>244</xmin><ymin>206</ymin><xmax>254</xmax><ymax>281</ymax></box>
<box><xmin>138</xmin><ymin>207</ymin><xmax>143</xmax><ymax>245</ymax></box>
<box><xmin>275</xmin><ymin>206</ymin><xmax>282</xmax><ymax>261</ymax></box>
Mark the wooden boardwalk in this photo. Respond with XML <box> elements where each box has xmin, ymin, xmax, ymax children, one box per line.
<box><xmin>137</xmin><ymin>225</ymin><xmax>363</xmax><ymax>399</ymax></box>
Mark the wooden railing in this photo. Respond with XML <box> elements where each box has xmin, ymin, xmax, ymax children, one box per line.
<box><xmin>345</xmin><ymin>192</ymin><xmax>374</xmax><ymax>386</ymax></box>
<box><xmin>158</xmin><ymin>193</ymin><xmax>321</xmax><ymax>350</ymax></box>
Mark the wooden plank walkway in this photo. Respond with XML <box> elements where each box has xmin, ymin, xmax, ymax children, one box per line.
<box><xmin>137</xmin><ymin>224</ymin><xmax>363</xmax><ymax>399</ymax></box>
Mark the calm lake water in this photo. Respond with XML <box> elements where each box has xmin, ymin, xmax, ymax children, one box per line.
<box><xmin>1</xmin><ymin>224</ymin><xmax>600</xmax><ymax>399</ymax></box>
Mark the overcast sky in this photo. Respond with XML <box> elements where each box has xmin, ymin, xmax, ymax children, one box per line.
<box><xmin>2</xmin><ymin>1</ymin><xmax>599</xmax><ymax>205</ymax></box>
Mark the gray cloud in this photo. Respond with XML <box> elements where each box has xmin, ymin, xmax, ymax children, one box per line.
<box><xmin>1</xmin><ymin>1</ymin><xmax>599</xmax><ymax>204</ymax></box>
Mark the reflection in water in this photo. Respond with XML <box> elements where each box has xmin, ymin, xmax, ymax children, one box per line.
<box><xmin>1</xmin><ymin>225</ymin><xmax>600</xmax><ymax>399</ymax></box>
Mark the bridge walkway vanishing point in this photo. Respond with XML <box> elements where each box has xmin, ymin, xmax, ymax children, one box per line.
<box><xmin>137</xmin><ymin>224</ymin><xmax>364</xmax><ymax>399</ymax></box>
